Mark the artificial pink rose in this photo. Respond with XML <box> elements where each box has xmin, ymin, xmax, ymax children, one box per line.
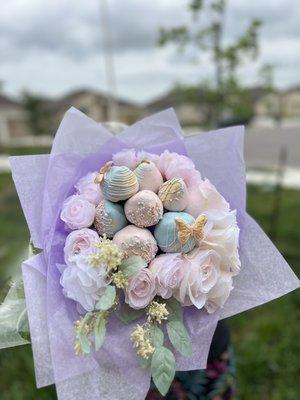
<box><xmin>185</xmin><ymin>178</ymin><xmax>229</xmax><ymax>218</ymax></box>
<box><xmin>75</xmin><ymin>171</ymin><xmax>103</xmax><ymax>205</ymax></box>
<box><xmin>149</xmin><ymin>253</ymin><xmax>184</xmax><ymax>299</ymax></box>
<box><xmin>125</xmin><ymin>268</ymin><xmax>156</xmax><ymax>309</ymax></box>
<box><xmin>158</xmin><ymin>150</ymin><xmax>201</xmax><ymax>188</ymax></box>
<box><xmin>64</xmin><ymin>228</ymin><xmax>99</xmax><ymax>265</ymax></box>
<box><xmin>112</xmin><ymin>149</ymin><xmax>138</xmax><ymax>170</ymax></box>
<box><xmin>201</xmin><ymin>210</ymin><xmax>240</xmax><ymax>275</ymax></box>
<box><xmin>60</xmin><ymin>195</ymin><xmax>95</xmax><ymax>230</ymax></box>
<box><xmin>204</xmin><ymin>273</ymin><xmax>233</xmax><ymax>314</ymax></box>
<box><xmin>174</xmin><ymin>249</ymin><xmax>221</xmax><ymax>309</ymax></box>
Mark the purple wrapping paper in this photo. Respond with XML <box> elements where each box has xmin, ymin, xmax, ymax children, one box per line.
<box><xmin>10</xmin><ymin>108</ymin><xmax>299</xmax><ymax>400</ymax></box>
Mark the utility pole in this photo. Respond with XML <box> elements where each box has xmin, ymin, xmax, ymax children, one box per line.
<box><xmin>269</xmin><ymin>145</ymin><xmax>287</xmax><ymax>243</ymax></box>
<box><xmin>99</xmin><ymin>0</ymin><xmax>119</xmax><ymax>121</ymax></box>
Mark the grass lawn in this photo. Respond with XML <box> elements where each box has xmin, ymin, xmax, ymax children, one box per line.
<box><xmin>0</xmin><ymin>173</ymin><xmax>299</xmax><ymax>399</ymax></box>
<box><xmin>0</xmin><ymin>146</ymin><xmax>51</xmax><ymax>156</ymax></box>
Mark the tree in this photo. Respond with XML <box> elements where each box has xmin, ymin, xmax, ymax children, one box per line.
<box><xmin>259</xmin><ymin>64</ymin><xmax>283</xmax><ymax>125</ymax></box>
<box><xmin>22</xmin><ymin>92</ymin><xmax>52</xmax><ymax>136</ymax></box>
<box><xmin>158</xmin><ymin>0</ymin><xmax>262</xmax><ymax>127</ymax></box>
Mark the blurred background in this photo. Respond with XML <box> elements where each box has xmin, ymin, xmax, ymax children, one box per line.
<box><xmin>0</xmin><ymin>0</ymin><xmax>299</xmax><ymax>399</ymax></box>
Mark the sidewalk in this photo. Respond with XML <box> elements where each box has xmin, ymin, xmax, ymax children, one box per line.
<box><xmin>247</xmin><ymin>167</ymin><xmax>300</xmax><ymax>189</ymax></box>
<box><xmin>0</xmin><ymin>155</ymin><xmax>10</xmax><ymax>173</ymax></box>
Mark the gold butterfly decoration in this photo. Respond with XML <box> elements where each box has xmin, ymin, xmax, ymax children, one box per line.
<box><xmin>175</xmin><ymin>214</ymin><xmax>207</xmax><ymax>245</ymax></box>
<box><xmin>94</xmin><ymin>161</ymin><xmax>113</xmax><ymax>184</ymax></box>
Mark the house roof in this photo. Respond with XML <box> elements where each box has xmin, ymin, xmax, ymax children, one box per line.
<box><xmin>0</xmin><ymin>93</ymin><xmax>22</xmax><ymax>108</ymax></box>
<box><xmin>284</xmin><ymin>85</ymin><xmax>300</xmax><ymax>94</ymax></box>
<box><xmin>148</xmin><ymin>86</ymin><xmax>268</xmax><ymax>110</ymax></box>
<box><xmin>43</xmin><ymin>88</ymin><xmax>141</xmax><ymax>112</ymax></box>
<box><xmin>146</xmin><ymin>88</ymin><xmax>199</xmax><ymax>109</ymax></box>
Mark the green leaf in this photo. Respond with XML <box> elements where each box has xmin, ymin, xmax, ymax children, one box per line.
<box><xmin>151</xmin><ymin>346</ymin><xmax>176</xmax><ymax>396</ymax></box>
<box><xmin>77</xmin><ymin>313</ymin><xmax>93</xmax><ymax>354</ymax></box>
<box><xmin>166</xmin><ymin>320</ymin><xmax>192</xmax><ymax>357</ymax></box>
<box><xmin>77</xmin><ymin>315</ymin><xmax>91</xmax><ymax>354</ymax></box>
<box><xmin>94</xmin><ymin>314</ymin><xmax>107</xmax><ymax>351</ymax></box>
<box><xmin>149</xmin><ymin>325</ymin><xmax>164</xmax><ymax>347</ymax></box>
<box><xmin>119</xmin><ymin>255</ymin><xmax>147</xmax><ymax>278</ymax></box>
<box><xmin>165</xmin><ymin>298</ymin><xmax>183</xmax><ymax>322</ymax></box>
<box><xmin>114</xmin><ymin>303</ymin><xmax>144</xmax><ymax>324</ymax></box>
<box><xmin>139</xmin><ymin>355</ymin><xmax>152</xmax><ymax>369</ymax></box>
<box><xmin>78</xmin><ymin>330</ymin><xmax>90</xmax><ymax>354</ymax></box>
<box><xmin>139</xmin><ymin>325</ymin><xmax>164</xmax><ymax>370</ymax></box>
<box><xmin>96</xmin><ymin>285</ymin><xmax>116</xmax><ymax>311</ymax></box>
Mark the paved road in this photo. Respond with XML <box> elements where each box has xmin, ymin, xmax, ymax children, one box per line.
<box><xmin>1</xmin><ymin>126</ymin><xmax>299</xmax><ymax>186</ymax></box>
<box><xmin>245</xmin><ymin>126</ymin><xmax>300</xmax><ymax>169</ymax></box>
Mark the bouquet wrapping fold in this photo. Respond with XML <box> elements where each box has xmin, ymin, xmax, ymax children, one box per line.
<box><xmin>6</xmin><ymin>107</ymin><xmax>299</xmax><ymax>400</ymax></box>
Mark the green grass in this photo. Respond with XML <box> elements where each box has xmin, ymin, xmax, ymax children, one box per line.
<box><xmin>0</xmin><ymin>173</ymin><xmax>299</xmax><ymax>399</ymax></box>
<box><xmin>0</xmin><ymin>172</ymin><xmax>55</xmax><ymax>399</ymax></box>
<box><xmin>0</xmin><ymin>173</ymin><xmax>29</xmax><ymax>283</ymax></box>
<box><xmin>0</xmin><ymin>146</ymin><xmax>51</xmax><ymax>156</ymax></box>
<box><xmin>230</xmin><ymin>185</ymin><xmax>300</xmax><ymax>400</ymax></box>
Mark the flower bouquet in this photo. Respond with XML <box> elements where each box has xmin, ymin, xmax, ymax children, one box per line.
<box><xmin>5</xmin><ymin>108</ymin><xmax>299</xmax><ymax>400</ymax></box>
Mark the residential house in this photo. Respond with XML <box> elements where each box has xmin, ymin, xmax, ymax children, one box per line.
<box><xmin>147</xmin><ymin>89</ymin><xmax>206</xmax><ymax>127</ymax></box>
<box><xmin>43</xmin><ymin>89</ymin><xmax>145</xmax><ymax>135</ymax></box>
<box><xmin>147</xmin><ymin>86</ymin><xmax>267</xmax><ymax>128</ymax></box>
<box><xmin>253</xmin><ymin>87</ymin><xmax>300</xmax><ymax>127</ymax></box>
<box><xmin>0</xmin><ymin>89</ymin><xmax>144</xmax><ymax>145</ymax></box>
<box><xmin>0</xmin><ymin>94</ymin><xmax>30</xmax><ymax>146</ymax></box>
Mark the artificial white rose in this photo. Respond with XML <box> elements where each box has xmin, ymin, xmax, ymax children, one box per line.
<box><xmin>201</xmin><ymin>210</ymin><xmax>241</xmax><ymax>275</ymax></box>
<box><xmin>205</xmin><ymin>273</ymin><xmax>233</xmax><ymax>314</ymax></box>
<box><xmin>187</xmin><ymin>248</ymin><xmax>221</xmax><ymax>292</ymax></box>
<box><xmin>60</xmin><ymin>253</ymin><xmax>109</xmax><ymax>312</ymax></box>
<box><xmin>175</xmin><ymin>249</ymin><xmax>221</xmax><ymax>309</ymax></box>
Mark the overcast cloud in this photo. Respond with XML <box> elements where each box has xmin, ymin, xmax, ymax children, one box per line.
<box><xmin>1</xmin><ymin>0</ymin><xmax>300</xmax><ymax>103</ymax></box>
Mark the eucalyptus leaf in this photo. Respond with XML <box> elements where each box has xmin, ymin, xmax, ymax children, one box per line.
<box><xmin>151</xmin><ymin>346</ymin><xmax>176</xmax><ymax>396</ymax></box>
<box><xmin>149</xmin><ymin>325</ymin><xmax>164</xmax><ymax>347</ymax></box>
<box><xmin>94</xmin><ymin>314</ymin><xmax>107</xmax><ymax>351</ymax></box>
<box><xmin>96</xmin><ymin>285</ymin><xmax>116</xmax><ymax>311</ymax></box>
<box><xmin>115</xmin><ymin>303</ymin><xmax>144</xmax><ymax>324</ymax></box>
<box><xmin>166</xmin><ymin>320</ymin><xmax>192</xmax><ymax>357</ymax></box>
<box><xmin>119</xmin><ymin>255</ymin><xmax>147</xmax><ymax>278</ymax></box>
<box><xmin>78</xmin><ymin>330</ymin><xmax>90</xmax><ymax>354</ymax></box>
<box><xmin>78</xmin><ymin>313</ymin><xmax>93</xmax><ymax>354</ymax></box>
<box><xmin>139</xmin><ymin>355</ymin><xmax>152</xmax><ymax>369</ymax></box>
<box><xmin>165</xmin><ymin>298</ymin><xmax>183</xmax><ymax>322</ymax></box>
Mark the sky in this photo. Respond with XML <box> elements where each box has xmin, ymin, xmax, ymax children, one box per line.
<box><xmin>1</xmin><ymin>0</ymin><xmax>300</xmax><ymax>104</ymax></box>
